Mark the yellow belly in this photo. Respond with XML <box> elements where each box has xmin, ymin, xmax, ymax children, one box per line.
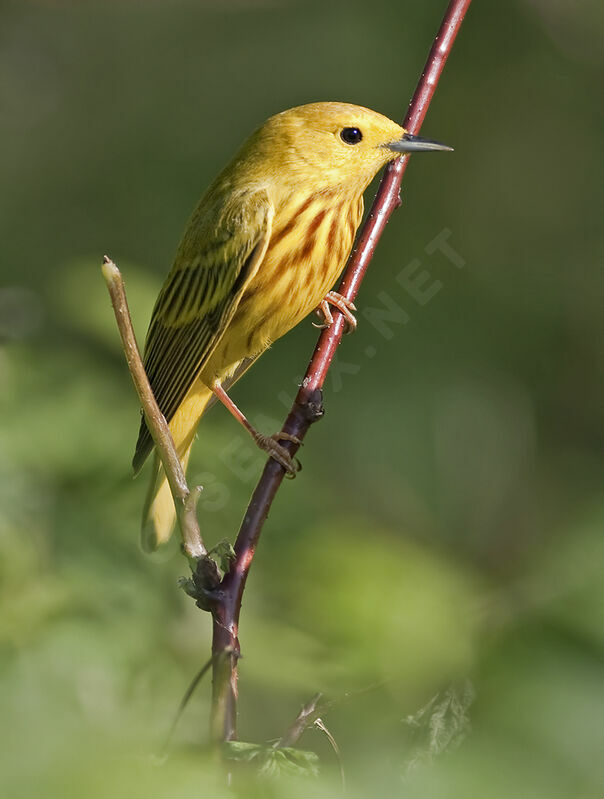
<box><xmin>202</xmin><ymin>192</ymin><xmax>362</xmax><ymax>381</ymax></box>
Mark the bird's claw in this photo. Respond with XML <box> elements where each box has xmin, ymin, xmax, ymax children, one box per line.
<box><xmin>313</xmin><ymin>291</ymin><xmax>357</xmax><ymax>334</ymax></box>
<box><xmin>273</xmin><ymin>431</ymin><xmax>303</xmax><ymax>446</ymax></box>
<box><xmin>254</xmin><ymin>432</ymin><xmax>302</xmax><ymax>477</ymax></box>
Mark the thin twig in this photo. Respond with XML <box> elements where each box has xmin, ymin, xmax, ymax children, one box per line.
<box><xmin>209</xmin><ymin>0</ymin><xmax>473</xmax><ymax>743</ymax></box>
<box><xmin>314</xmin><ymin>718</ymin><xmax>346</xmax><ymax>793</ymax></box>
<box><xmin>102</xmin><ymin>257</ymin><xmax>217</xmax><ymax>572</ymax></box>
<box><xmin>276</xmin><ymin>695</ymin><xmax>345</xmax><ymax>789</ymax></box>
<box><xmin>163</xmin><ymin>653</ymin><xmax>216</xmax><ymax>754</ymax></box>
<box><xmin>276</xmin><ymin>693</ymin><xmax>323</xmax><ymax>749</ymax></box>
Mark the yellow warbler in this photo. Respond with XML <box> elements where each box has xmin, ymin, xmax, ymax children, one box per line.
<box><xmin>134</xmin><ymin>101</ymin><xmax>451</xmax><ymax>550</ymax></box>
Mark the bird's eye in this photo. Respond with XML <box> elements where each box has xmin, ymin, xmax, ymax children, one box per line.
<box><xmin>340</xmin><ymin>127</ymin><xmax>363</xmax><ymax>145</ymax></box>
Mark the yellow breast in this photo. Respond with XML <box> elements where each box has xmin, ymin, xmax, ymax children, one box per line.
<box><xmin>241</xmin><ymin>190</ymin><xmax>362</xmax><ymax>343</ymax></box>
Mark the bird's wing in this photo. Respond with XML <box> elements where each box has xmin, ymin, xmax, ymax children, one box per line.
<box><xmin>132</xmin><ymin>189</ymin><xmax>273</xmax><ymax>472</ymax></box>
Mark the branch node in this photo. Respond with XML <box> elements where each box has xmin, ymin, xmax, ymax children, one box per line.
<box><xmin>192</xmin><ymin>559</ymin><xmax>223</xmax><ymax>606</ymax></box>
<box><xmin>296</xmin><ymin>387</ymin><xmax>324</xmax><ymax>424</ymax></box>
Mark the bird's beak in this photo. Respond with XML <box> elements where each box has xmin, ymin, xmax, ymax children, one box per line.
<box><xmin>387</xmin><ymin>132</ymin><xmax>453</xmax><ymax>154</ymax></box>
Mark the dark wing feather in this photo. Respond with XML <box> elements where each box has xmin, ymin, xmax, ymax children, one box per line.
<box><xmin>132</xmin><ymin>189</ymin><xmax>272</xmax><ymax>472</ymax></box>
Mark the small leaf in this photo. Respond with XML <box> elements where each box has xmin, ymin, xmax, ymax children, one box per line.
<box><xmin>258</xmin><ymin>747</ymin><xmax>319</xmax><ymax>779</ymax></box>
<box><xmin>224</xmin><ymin>742</ymin><xmax>319</xmax><ymax>778</ymax></box>
<box><xmin>177</xmin><ymin>576</ymin><xmax>197</xmax><ymax>598</ymax></box>
<box><xmin>402</xmin><ymin>680</ymin><xmax>475</xmax><ymax>774</ymax></box>
<box><xmin>223</xmin><ymin>741</ymin><xmax>264</xmax><ymax>763</ymax></box>
<box><xmin>210</xmin><ymin>539</ymin><xmax>236</xmax><ymax>574</ymax></box>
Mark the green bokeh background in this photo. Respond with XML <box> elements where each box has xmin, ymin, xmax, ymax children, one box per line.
<box><xmin>1</xmin><ymin>0</ymin><xmax>603</xmax><ymax>796</ymax></box>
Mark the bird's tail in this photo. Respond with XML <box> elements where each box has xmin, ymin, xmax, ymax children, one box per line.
<box><xmin>140</xmin><ymin>384</ymin><xmax>214</xmax><ymax>552</ymax></box>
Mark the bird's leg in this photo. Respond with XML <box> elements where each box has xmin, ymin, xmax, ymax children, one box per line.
<box><xmin>210</xmin><ymin>382</ymin><xmax>301</xmax><ymax>477</ymax></box>
<box><xmin>313</xmin><ymin>291</ymin><xmax>357</xmax><ymax>334</ymax></box>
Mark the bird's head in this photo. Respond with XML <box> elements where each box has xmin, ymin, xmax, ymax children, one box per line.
<box><xmin>246</xmin><ymin>101</ymin><xmax>452</xmax><ymax>195</ymax></box>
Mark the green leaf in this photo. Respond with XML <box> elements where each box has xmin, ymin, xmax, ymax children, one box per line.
<box><xmin>209</xmin><ymin>539</ymin><xmax>236</xmax><ymax>574</ymax></box>
<box><xmin>224</xmin><ymin>742</ymin><xmax>319</xmax><ymax>778</ymax></box>
<box><xmin>258</xmin><ymin>748</ymin><xmax>319</xmax><ymax>779</ymax></box>
<box><xmin>223</xmin><ymin>741</ymin><xmax>264</xmax><ymax>763</ymax></box>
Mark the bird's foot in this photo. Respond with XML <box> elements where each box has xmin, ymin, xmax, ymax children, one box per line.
<box><xmin>253</xmin><ymin>431</ymin><xmax>302</xmax><ymax>477</ymax></box>
<box><xmin>313</xmin><ymin>291</ymin><xmax>357</xmax><ymax>334</ymax></box>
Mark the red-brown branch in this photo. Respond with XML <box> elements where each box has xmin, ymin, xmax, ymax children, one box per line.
<box><xmin>208</xmin><ymin>0</ymin><xmax>473</xmax><ymax>743</ymax></box>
